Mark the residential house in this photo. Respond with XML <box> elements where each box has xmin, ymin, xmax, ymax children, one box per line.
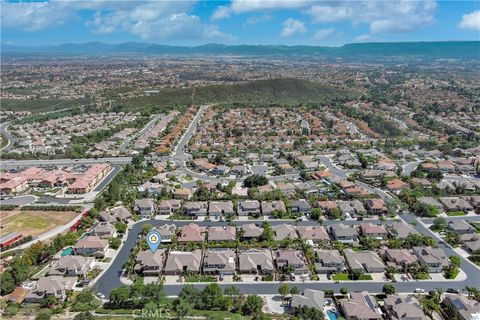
<box><xmin>208</xmin><ymin>201</ymin><xmax>234</xmax><ymax>218</ymax></box>
<box><xmin>439</xmin><ymin>197</ymin><xmax>473</xmax><ymax>213</ymax></box>
<box><xmin>317</xmin><ymin>200</ymin><xmax>338</xmax><ymax>215</ymax></box>
<box><xmin>412</xmin><ymin>246</ymin><xmax>449</xmax><ymax>273</ymax></box>
<box><xmin>417</xmin><ymin>197</ymin><xmax>444</xmax><ymax>210</ymax></box>
<box><xmin>359</xmin><ymin>223</ymin><xmax>388</xmax><ymax>240</ymax></box>
<box><xmin>275</xmin><ymin>249</ymin><xmax>309</xmax><ymax>275</ymax></box>
<box><xmin>240</xmin><ymin>223</ymin><xmax>264</xmax><ymax>241</ymax></box>
<box><xmin>261</xmin><ymin>200</ymin><xmax>286</xmax><ymax>215</ymax></box>
<box><xmin>388</xmin><ymin>221</ymin><xmax>418</xmax><ymax>239</ymax></box>
<box><xmin>164</xmin><ymin>250</ymin><xmax>202</xmax><ymax>275</ymax></box>
<box><xmin>48</xmin><ymin>256</ymin><xmax>94</xmax><ymax>277</ymax></box>
<box><xmin>444</xmin><ymin>294</ymin><xmax>480</xmax><ymax>320</ymax></box>
<box><xmin>337</xmin><ymin>200</ymin><xmax>367</xmax><ymax>218</ymax></box>
<box><xmin>24</xmin><ymin>276</ymin><xmax>77</xmax><ymax>303</ymax></box>
<box><xmin>111</xmin><ymin>206</ymin><xmax>132</xmax><ymax>222</ymax></box>
<box><xmin>340</xmin><ymin>291</ymin><xmax>382</xmax><ymax>320</ymax></box>
<box><xmin>158</xmin><ymin>199</ymin><xmax>182</xmax><ymax>215</ymax></box>
<box><xmin>184</xmin><ymin>201</ymin><xmax>208</xmax><ymax>217</ymax></box>
<box><xmin>90</xmin><ymin>222</ymin><xmax>116</xmax><ymax>239</ymax></box>
<box><xmin>463</xmin><ymin>236</ymin><xmax>480</xmax><ymax>254</ymax></box>
<box><xmin>177</xmin><ymin>223</ymin><xmax>206</xmax><ymax>243</ymax></box>
<box><xmin>156</xmin><ymin>224</ymin><xmax>176</xmax><ymax>243</ymax></box>
<box><xmin>447</xmin><ymin>220</ymin><xmax>475</xmax><ymax>235</ymax></box>
<box><xmin>291</xmin><ymin>199</ymin><xmax>312</xmax><ymax>214</ymax></box>
<box><xmin>134</xmin><ymin>198</ymin><xmax>156</xmax><ymax>218</ymax></box>
<box><xmin>343</xmin><ymin>249</ymin><xmax>386</xmax><ymax>273</ymax></box>
<box><xmin>380</xmin><ymin>249</ymin><xmax>418</xmax><ymax>272</ymax></box>
<box><xmin>386</xmin><ymin>179</ymin><xmax>410</xmax><ymax>194</ymax></box>
<box><xmin>273</xmin><ymin>224</ymin><xmax>297</xmax><ymax>241</ymax></box>
<box><xmin>365</xmin><ymin>199</ymin><xmax>388</xmax><ymax>215</ymax></box>
<box><xmin>73</xmin><ymin>236</ymin><xmax>109</xmax><ymax>258</ymax></box>
<box><xmin>314</xmin><ymin>249</ymin><xmax>345</xmax><ymax>274</ymax></box>
<box><xmin>208</xmin><ymin>226</ymin><xmax>236</xmax><ymax>242</ymax></box>
<box><xmin>173</xmin><ymin>188</ymin><xmax>192</xmax><ymax>200</ymax></box>
<box><xmin>238</xmin><ymin>249</ymin><xmax>274</xmax><ymax>275</ymax></box>
<box><xmin>383</xmin><ymin>295</ymin><xmax>428</xmax><ymax>320</ymax></box>
<box><xmin>238</xmin><ymin>200</ymin><xmax>261</xmax><ymax>216</ymax></box>
<box><xmin>297</xmin><ymin>226</ymin><xmax>330</xmax><ymax>244</ymax></box>
<box><xmin>135</xmin><ymin>249</ymin><xmax>166</xmax><ymax>276</ymax></box>
<box><xmin>331</xmin><ymin>224</ymin><xmax>359</xmax><ymax>243</ymax></box>
<box><xmin>203</xmin><ymin>249</ymin><xmax>236</xmax><ymax>275</ymax></box>
<box><xmin>291</xmin><ymin>289</ymin><xmax>324</xmax><ymax>311</ymax></box>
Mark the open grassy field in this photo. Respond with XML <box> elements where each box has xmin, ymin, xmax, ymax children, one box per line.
<box><xmin>0</xmin><ymin>209</ymin><xmax>77</xmax><ymax>238</ymax></box>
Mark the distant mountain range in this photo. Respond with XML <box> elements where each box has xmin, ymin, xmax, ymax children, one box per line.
<box><xmin>2</xmin><ymin>41</ymin><xmax>479</xmax><ymax>59</ymax></box>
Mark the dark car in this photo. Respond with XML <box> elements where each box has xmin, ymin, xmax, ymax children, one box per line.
<box><xmin>446</xmin><ymin>288</ymin><xmax>460</xmax><ymax>294</ymax></box>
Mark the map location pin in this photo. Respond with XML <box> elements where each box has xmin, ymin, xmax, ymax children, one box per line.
<box><xmin>146</xmin><ymin>230</ymin><xmax>162</xmax><ymax>253</ymax></box>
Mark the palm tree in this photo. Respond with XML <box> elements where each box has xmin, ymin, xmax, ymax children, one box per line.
<box><xmin>434</xmin><ymin>288</ymin><xmax>444</xmax><ymax>304</ymax></box>
<box><xmin>421</xmin><ymin>297</ymin><xmax>440</xmax><ymax>317</ymax></box>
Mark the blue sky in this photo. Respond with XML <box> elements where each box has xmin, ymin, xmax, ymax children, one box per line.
<box><xmin>2</xmin><ymin>1</ymin><xmax>479</xmax><ymax>46</ymax></box>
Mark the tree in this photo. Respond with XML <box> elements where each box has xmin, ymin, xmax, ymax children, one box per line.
<box><xmin>242</xmin><ymin>295</ymin><xmax>264</xmax><ymax>316</ymax></box>
<box><xmin>278</xmin><ymin>283</ymin><xmax>290</xmax><ymax>298</ymax></box>
<box><xmin>340</xmin><ymin>287</ymin><xmax>349</xmax><ymax>295</ymax></box>
<box><xmin>142</xmin><ymin>224</ymin><xmax>153</xmax><ymax>235</ymax></box>
<box><xmin>290</xmin><ymin>286</ymin><xmax>300</xmax><ymax>295</ymax></box>
<box><xmin>243</xmin><ymin>174</ymin><xmax>268</xmax><ymax>188</ymax></box>
<box><xmin>74</xmin><ymin>312</ymin><xmax>95</xmax><ymax>320</ymax></box>
<box><xmin>431</xmin><ymin>217</ymin><xmax>446</xmax><ymax>231</ymax></box>
<box><xmin>383</xmin><ymin>284</ymin><xmax>396</xmax><ymax>295</ymax></box>
<box><xmin>293</xmin><ymin>305</ymin><xmax>325</xmax><ymax>320</ymax></box>
<box><xmin>109</xmin><ymin>285</ymin><xmax>130</xmax><ymax>307</ymax></box>
<box><xmin>178</xmin><ymin>284</ymin><xmax>200</xmax><ymax>305</ymax></box>
<box><xmin>35</xmin><ymin>309</ymin><xmax>53</xmax><ymax>320</ymax></box>
<box><xmin>0</xmin><ymin>272</ymin><xmax>16</xmax><ymax>294</ymax></box>
<box><xmin>198</xmin><ymin>283</ymin><xmax>225</xmax><ymax>310</ymax></box>
<box><xmin>449</xmin><ymin>255</ymin><xmax>461</xmax><ymax>268</ymax></box>
<box><xmin>175</xmin><ymin>298</ymin><xmax>192</xmax><ymax>319</ymax></box>
<box><xmin>72</xmin><ymin>289</ymin><xmax>101</xmax><ymax>311</ymax></box>
<box><xmin>109</xmin><ymin>237</ymin><xmax>121</xmax><ymax>250</ymax></box>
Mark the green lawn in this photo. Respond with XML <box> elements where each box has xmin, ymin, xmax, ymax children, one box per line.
<box><xmin>190</xmin><ymin>309</ymin><xmax>246</xmax><ymax>320</ymax></box>
<box><xmin>332</xmin><ymin>273</ymin><xmax>373</xmax><ymax>281</ymax></box>
<box><xmin>332</xmin><ymin>273</ymin><xmax>349</xmax><ymax>281</ymax></box>
<box><xmin>413</xmin><ymin>272</ymin><xmax>431</xmax><ymax>280</ymax></box>
<box><xmin>447</xmin><ymin>211</ymin><xmax>466</xmax><ymax>216</ymax></box>
<box><xmin>185</xmin><ymin>275</ymin><xmax>217</xmax><ymax>282</ymax></box>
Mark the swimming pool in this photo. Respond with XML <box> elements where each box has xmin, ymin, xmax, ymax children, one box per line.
<box><xmin>61</xmin><ymin>247</ymin><xmax>73</xmax><ymax>257</ymax></box>
<box><xmin>327</xmin><ymin>310</ymin><xmax>338</xmax><ymax>320</ymax></box>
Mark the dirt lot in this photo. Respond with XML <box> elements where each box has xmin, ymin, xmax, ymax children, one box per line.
<box><xmin>0</xmin><ymin>210</ymin><xmax>78</xmax><ymax>238</ymax></box>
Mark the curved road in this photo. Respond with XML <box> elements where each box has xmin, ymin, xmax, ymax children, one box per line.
<box><xmin>0</xmin><ymin>122</ymin><xmax>16</xmax><ymax>152</ymax></box>
<box><xmin>95</xmin><ymin>215</ymin><xmax>480</xmax><ymax>297</ymax></box>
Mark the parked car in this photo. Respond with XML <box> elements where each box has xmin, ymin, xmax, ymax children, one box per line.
<box><xmin>446</xmin><ymin>288</ymin><xmax>460</xmax><ymax>293</ymax></box>
<box><xmin>414</xmin><ymin>288</ymin><xmax>425</xmax><ymax>293</ymax></box>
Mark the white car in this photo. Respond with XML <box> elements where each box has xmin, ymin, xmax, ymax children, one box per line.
<box><xmin>414</xmin><ymin>288</ymin><xmax>425</xmax><ymax>293</ymax></box>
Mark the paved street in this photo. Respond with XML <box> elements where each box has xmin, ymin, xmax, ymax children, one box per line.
<box><xmin>118</xmin><ymin>114</ymin><xmax>164</xmax><ymax>151</ymax></box>
<box><xmin>0</xmin><ymin>122</ymin><xmax>15</xmax><ymax>152</ymax></box>
<box><xmin>95</xmin><ymin>214</ymin><xmax>480</xmax><ymax>297</ymax></box>
<box><xmin>0</xmin><ymin>157</ymin><xmax>132</xmax><ymax>170</ymax></box>
<box><xmin>0</xmin><ymin>195</ymin><xmax>37</xmax><ymax>206</ymax></box>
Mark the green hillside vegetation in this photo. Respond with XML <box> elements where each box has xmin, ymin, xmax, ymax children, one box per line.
<box><xmin>115</xmin><ymin>78</ymin><xmax>361</xmax><ymax>114</ymax></box>
<box><xmin>1</xmin><ymin>97</ymin><xmax>90</xmax><ymax>112</ymax></box>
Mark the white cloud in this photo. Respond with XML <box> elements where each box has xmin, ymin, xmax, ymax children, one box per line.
<box><xmin>212</xmin><ymin>6</ymin><xmax>231</xmax><ymax>20</ymax></box>
<box><xmin>214</xmin><ymin>0</ymin><xmax>437</xmax><ymax>34</ymax></box>
<box><xmin>458</xmin><ymin>10</ymin><xmax>480</xmax><ymax>31</ymax></box>
<box><xmin>2</xmin><ymin>0</ymin><xmax>234</xmax><ymax>42</ymax></box>
<box><xmin>354</xmin><ymin>34</ymin><xmax>375</xmax><ymax>42</ymax></box>
<box><xmin>244</xmin><ymin>14</ymin><xmax>272</xmax><ymax>26</ymax></box>
<box><xmin>308</xmin><ymin>0</ymin><xmax>436</xmax><ymax>33</ymax></box>
<box><xmin>312</xmin><ymin>28</ymin><xmax>335</xmax><ymax>41</ymax></box>
<box><xmin>281</xmin><ymin>18</ymin><xmax>307</xmax><ymax>37</ymax></box>
<box><xmin>1</xmin><ymin>1</ymin><xmax>74</xmax><ymax>31</ymax></box>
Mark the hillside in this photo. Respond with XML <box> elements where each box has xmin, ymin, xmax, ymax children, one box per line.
<box><xmin>3</xmin><ymin>41</ymin><xmax>479</xmax><ymax>59</ymax></box>
<box><xmin>115</xmin><ymin>78</ymin><xmax>361</xmax><ymax>114</ymax></box>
